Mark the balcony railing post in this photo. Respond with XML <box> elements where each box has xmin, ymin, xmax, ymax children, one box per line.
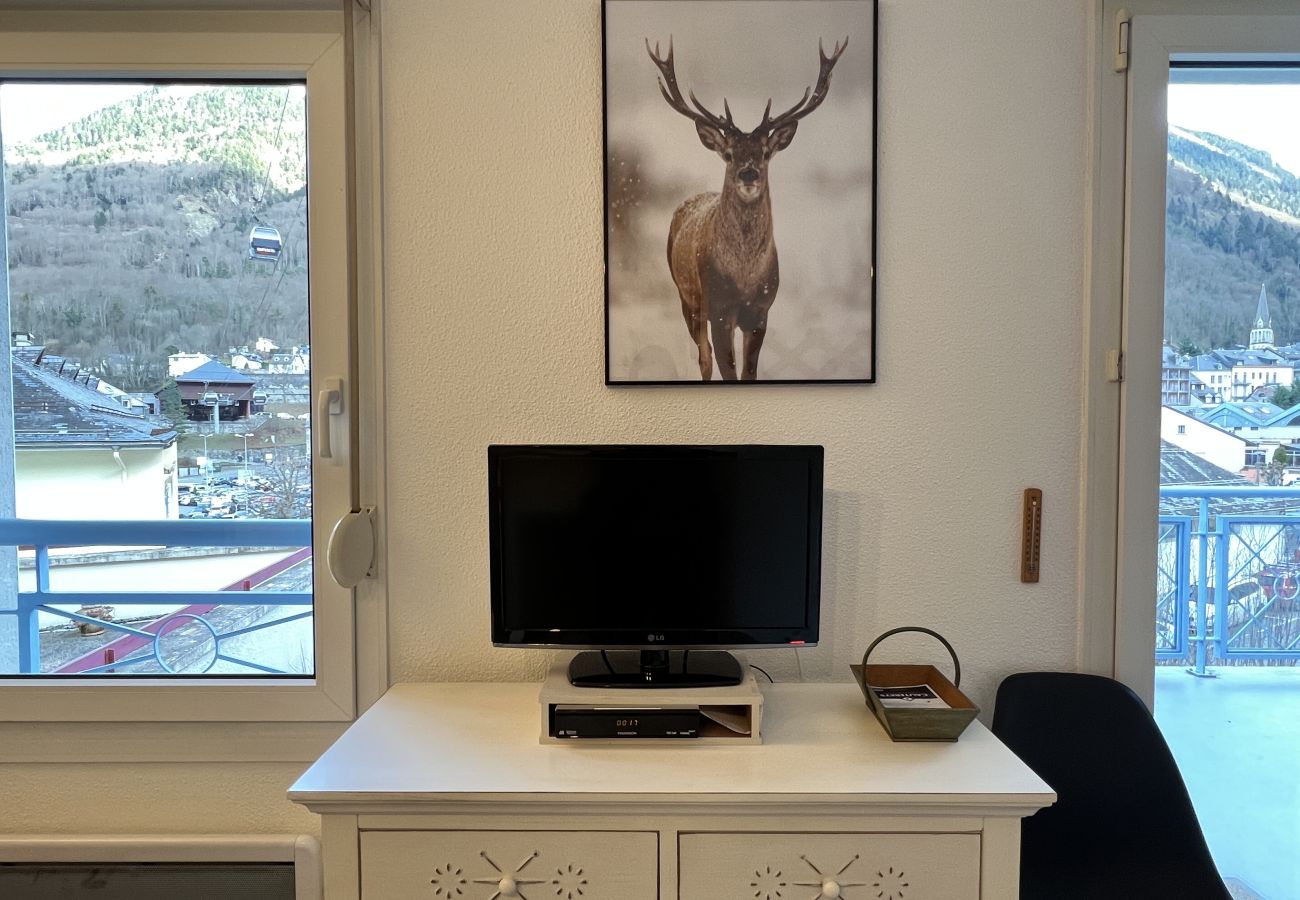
<box><xmin>1193</xmin><ymin>497</ymin><xmax>1211</xmax><ymax>676</ymax></box>
<box><xmin>17</xmin><ymin>545</ymin><xmax>54</xmax><ymax>674</ymax></box>
<box><xmin>1213</xmin><ymin>511</ymin><xmax>1232</xmax><ymax>668</ymax></box>
<box><xmin>16</xmin><ymin>600</ymin><xmax>37</xmax><ymax>674</ymax></box>
<box><xmin>35</xmin><ymin>544</ymin><xmax>50</xmax><ymax>593</ymax></box>
<box><xmin>1177</xmin><ymin>519</ymin><xmax>1192</xmax><ymax>659</ymax></box>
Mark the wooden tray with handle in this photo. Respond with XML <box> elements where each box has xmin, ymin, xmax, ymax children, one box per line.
<box><xmin>849</xmin><ymin>626</ymin><xmax>979</xmax><ymax>742</ymax></box>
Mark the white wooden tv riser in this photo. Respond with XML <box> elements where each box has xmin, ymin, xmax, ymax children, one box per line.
<box><xmin>289</xmin><ymin>681</ymin><xmax>1054</xmax><ymax>900</ymax></box>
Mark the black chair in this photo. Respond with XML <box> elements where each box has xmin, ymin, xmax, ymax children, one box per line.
<box><xmin>991</xmin><ymin>672</ymin><xmax>1230</xmax><ymax>900</ymax></box>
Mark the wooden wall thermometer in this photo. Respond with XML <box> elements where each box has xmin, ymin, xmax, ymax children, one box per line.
<box><xmin>1021</xmin><ymin>488</ymin><xmax>1043</xmax><ymax>583</ymax></box>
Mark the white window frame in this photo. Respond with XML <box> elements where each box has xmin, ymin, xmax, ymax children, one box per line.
<box><xmin>0</xmin><ymin>7</ymin><xmax>385</xmax><ymax>729</ymax></box>
<box><xmin>1084</xmin><ymin>0</ymin><xmax>1300</xmax><ymax>707</ymax></box>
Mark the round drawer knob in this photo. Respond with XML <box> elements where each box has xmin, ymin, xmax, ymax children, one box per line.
<box><xmin>499</xmin><ymin>875</ymin><xmax>519</xmax><ymax>896</ymax></box>
<box><xmin>821</xmin><ymin>879</ymin><xmax>842</xmax><ymax>898</ymax></box>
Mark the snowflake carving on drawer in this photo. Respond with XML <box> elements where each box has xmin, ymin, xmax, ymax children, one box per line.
<box><xmin>468</xmin><ymin>850</ymin><xmax>545</xmax><ymax>899</ymax></box>
<box><xmin>425</xmin><ymin>847</ymin><xmax>604</xmax><ymax>900</ymax></box>
<box><xmin>551</xmin><ymin>862</ymin><xmax>588</xmax><ymax>899</ymax></box>
<box><xmin>429</xmin><ymin>862</ymin><xmax>467</xmax><ymax>897</ymax></box>
<box><xmin>871</xmin><ymin>865</ymin><xmax>909</xmax><ymax>899</ymax></box>
<box><xmin>790</xmin><ymin>853</ymin><xmax>867</xmax><ymax>899</ymax></box>
<box><xmin>750</xmin><ymin>863</ymin><xmax>788</xmax><ymax>899</ymax></box>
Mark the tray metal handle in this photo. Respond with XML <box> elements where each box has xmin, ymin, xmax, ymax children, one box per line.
<box><xmin>860</xmin><ymin>626</ymin><xmax>962</xmax><ymax>688</ymax></box>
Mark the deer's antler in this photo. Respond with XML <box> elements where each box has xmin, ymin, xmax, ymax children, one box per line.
<box><xmin>758</xmin><ymin>36</ymin><xmax>848</xmax><ymax>134</ymax></box>
<box><xmin>645</xmin><ymin>37</ymin><xmax>737</xmax><ymax>133</ymax></box>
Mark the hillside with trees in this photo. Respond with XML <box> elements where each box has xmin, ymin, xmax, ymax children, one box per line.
<box><xmin>3</xmin><ymin>83</ymin><xmax>308</xmax><ymax>391</ymax></box>
<box><xmin>1165</xmin><ymin>127</ymin><xmax>1300</xmax><ymax>350</ymax></box>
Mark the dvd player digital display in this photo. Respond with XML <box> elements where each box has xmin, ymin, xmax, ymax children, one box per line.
<box><xmin>551</xmin><ymin>706</ymin><xmax>701</xmax><ymax>739</ymax></box>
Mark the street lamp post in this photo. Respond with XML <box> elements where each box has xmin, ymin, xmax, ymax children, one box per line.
<box><xmin>240</xmin><ymin>433</ymin><xmax>251</xmax><ymax>480</ymax></box>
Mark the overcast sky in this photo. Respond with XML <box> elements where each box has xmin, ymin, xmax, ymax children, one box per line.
<box><xmin>1168</xmin><ymin>83</ymin><xmax>1300</xmax><ymax>177</ymax></box>
<box><xmin>0</xmin><ymin>83</ymin><xmax>148</xmax><ymax>143</ymax></box>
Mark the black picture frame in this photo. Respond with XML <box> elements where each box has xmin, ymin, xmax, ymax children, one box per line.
<box><xmin>603</xmin><ymin>0</ymin><xmax>877</xmax><ymax>385</ymax></box>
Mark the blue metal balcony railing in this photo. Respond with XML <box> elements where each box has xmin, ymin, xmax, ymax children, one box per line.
<box><xmin>0</xmin><ymin>518</ymin><xmax>312</xmax><ymax>676</ymax></box>
<box><xmin>1159</xmin><ymin>486</ymin><xmax>1300</xmax><ymax>674</ymax></box>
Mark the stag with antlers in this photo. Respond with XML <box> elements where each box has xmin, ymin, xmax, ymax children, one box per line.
<box><xmin>646</xmin><ymin>36</ymin><xmax>847</xmax><ymax>381</ymax></box>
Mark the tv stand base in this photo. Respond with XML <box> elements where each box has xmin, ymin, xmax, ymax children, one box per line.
<box><xmin>567</xmin><ymin>649</ymin><xmax>743</xmax><ymax>688</ymax></box>
<box><xmin>541</xmin><ymin>657</ymin><xmax>763</xmax><ymax>744</ymax></box>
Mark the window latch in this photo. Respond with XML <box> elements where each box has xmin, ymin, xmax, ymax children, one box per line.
<box><xmin>328</xmin><ymin>506</ymin><xmax>376</xmax><ymax>588</ymax></box>
<box><xmin>316</xmin><ymin>377</ymin><xmax>345</xmax><ymax>460</ymax></box>
<box><xmin>1107</xmin><ymin>349</ymin><xmax>1125</xmax><ymax>383</ymax></box>
<box><xmin>1115</xmin><ymin>9</ymin><xmax>1131</xmax><ymax>73</ymax></box>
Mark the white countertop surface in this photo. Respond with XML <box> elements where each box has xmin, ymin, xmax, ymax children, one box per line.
<box><xmin>289</xmin><ymin>682</ymin><xmax>1054</xmax><ymax>813</ymax></box>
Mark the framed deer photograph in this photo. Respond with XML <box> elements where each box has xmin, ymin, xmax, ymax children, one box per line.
<box><xmin>603</xmin><ymin>0</ymin><xmax>877</xmax><ymax>384</ymax></box>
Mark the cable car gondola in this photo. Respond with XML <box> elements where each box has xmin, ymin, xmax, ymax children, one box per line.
<box><xmin>248</xmin><ymin>225</ymin><xmax>282</xmax><ymax>262</ymax></box>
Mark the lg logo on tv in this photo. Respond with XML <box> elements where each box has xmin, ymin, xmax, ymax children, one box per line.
<box><xmin>647</xmin><ymin>634</ymin><xmax>665</xmax><ymax>642</ymax></box>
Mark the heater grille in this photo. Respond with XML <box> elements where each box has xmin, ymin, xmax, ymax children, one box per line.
<box><xmin>0</xmin><ymin>835</ymin><xmax>320</xmax><ymax>900</ymax></box>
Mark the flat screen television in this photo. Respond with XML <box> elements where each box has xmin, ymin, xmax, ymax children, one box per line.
<box><xmin>488</xmin><ymin>444</ymin><xmax>823</xmax><ymax>687</ymax></box>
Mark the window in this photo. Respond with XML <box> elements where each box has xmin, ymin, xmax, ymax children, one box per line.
<box><xmin>0</xmin><ymin>8</ymin><xmax>370</xmax><ymax>723</ymax></box>
<box><xmin>1177</xmin><ymin>425</ymin><xmax>1186</xmax><ymax>434</ymax></box>
<box><xmin>3</xmin><ymin>79</ymin><xmax>314</xmax><ymax>679</ymax></box>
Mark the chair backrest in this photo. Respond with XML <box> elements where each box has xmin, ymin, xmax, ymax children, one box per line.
<box><xmin>992</xmin><ymin>672</ymin><xmax>1229</xmax><ymax>899</ymax></box>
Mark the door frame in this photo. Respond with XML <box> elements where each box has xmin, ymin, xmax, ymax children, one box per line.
<box><xmin>1085</xmin><ymin>1</ymin><xmax>1300</xmax><ymax>707</ymax></box>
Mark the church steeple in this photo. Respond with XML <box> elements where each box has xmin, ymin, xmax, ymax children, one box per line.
<box><xmin>1250</xmin><ymin>284</ymin><xmax>1274</xmax><ymax>349</ymax></box>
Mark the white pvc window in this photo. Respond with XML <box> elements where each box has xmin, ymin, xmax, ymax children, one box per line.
<box><xmin>1113</xmin><ymin>12</ymin><xmax>1300</xmax><ymax>700</ymax></box>
<box><xmin>0</xmin><ymin>10</ymin><xmax>356</xmax><ymax>722</ymax></box>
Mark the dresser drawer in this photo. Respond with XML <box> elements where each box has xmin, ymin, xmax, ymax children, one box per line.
<box><xmin>360</xmin><ymin>830</ymin><xmax>658</xmax><ymax>900</ymax></box>
<box><xmin>678</xmin><ymin>831</ymin><xmax>980</xmax><ymax>900</ymax></box>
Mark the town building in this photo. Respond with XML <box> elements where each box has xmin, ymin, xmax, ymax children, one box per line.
<box><xmin>174</xmin><ymin>359</ymin><xmax>257</xmax><ymax>424</ymax></box>
<box><xmin>11</xmin><ymin>346</ymin><xmax>178</xmax><ymax>520</ymax></box>
<box><xmin>229</xmin><ymin>350</ymin><xmax>265</xmax><ymax>372</ymax></box>
<box><xmin>166</xmin><ymin>352</ymin><xmax>211</xmax><ymax>379</ymax></box>
<box><xmin>1249</xmin><ymin>283</ymin><xmax>1276</xmax><ymax>350</ymax></box>
<box><xmin>1187</xmin><ymin>348</ymin><xmax>1292</xmax><ymax>404</ymax></box>
<box><xmin>266</xmin><ymin>347</ymin><xmax>310</xmax><ymax>375</ymax></box>
<box><xmin>1162</xmin><ymin>345</ymin><xmax>1192</xmax><ymax>406</ymax></box>
<box><xmin>1183</xmin><ymin>400</ymin><xmax>1281</xmax><ymax>432</ymax></box>
<box><xmin>1161</xmin><ymin>406</ymin><xmax>1251</xmax><ymax>474</ymax></box>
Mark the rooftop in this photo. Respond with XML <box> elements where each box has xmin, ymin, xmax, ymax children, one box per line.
<box><xmin>1159</xmin><ymin>440</ymin><xmax>1249</xmax><ymax>487</ymax></box>
<box><xmin>11</xmin><ymin>348</ymin><xmax>176</xmax><ymax>447</ymax></box>
<box><xmin>174</xmin><ymin>359</ymin><xmax>255</xmax><ymax>385</ymax></box>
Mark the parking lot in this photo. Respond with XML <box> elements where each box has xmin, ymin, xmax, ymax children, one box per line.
<box><xmin>178</xmin><ymin>471</ymin><xmax>311</xmax><ymax>520</ymax></box>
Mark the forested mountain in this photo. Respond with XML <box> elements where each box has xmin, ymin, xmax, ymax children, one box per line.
<box><xmin>1165</xmin><ymin>127</ymin><xmax>1300</xmax><ymax>351</ymax></box>
<box><xmin>3</xmin><ymin>84</ymin><xmax>308</xmax><ymax>391</ymax></box>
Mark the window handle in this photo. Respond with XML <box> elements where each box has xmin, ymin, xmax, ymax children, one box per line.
<box><xmin>316</xmin><ymin>377</ymin><xmax>344</xmax><ymax>459</ymax></box>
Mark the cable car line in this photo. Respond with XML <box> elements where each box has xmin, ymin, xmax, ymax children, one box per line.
<box><xmin>251</xmin><ymin>189</ymin><xmax>305</xmax><ymax>321</ymax></box>
<box><xmin>255</xmin><ymin>86</ymin><xmax>291</xmax><ymax>209</ymax></box>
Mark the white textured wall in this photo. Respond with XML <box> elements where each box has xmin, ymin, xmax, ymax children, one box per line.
<box><xmin>383</xmin><ymin>0</ymin><xmax>1086</xmax><ymax>710</ymax></box>
<box><xmin>0</xmin><ymin>762</ymin><xmax>318</xmax><ymax>834</ymax></box>
<box><xmin>5</xmin><ymin>0</ymin><xmax>1087</xmax><ymax>837</ymax></box>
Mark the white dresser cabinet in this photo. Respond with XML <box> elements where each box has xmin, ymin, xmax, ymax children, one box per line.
<box><xmin>360</xmin><ymin>831</ymin><xmax>657</xmax><ymax>900</ymax></box>
<box><xmin>678</xmin><ymin>832</ymin><xmax>980</xmax><ymax>900</ymax></box>
<box><xmin>289</xmin><ymin>682</ymin><xmax>1054</xmax><ymax>900</ymax></box>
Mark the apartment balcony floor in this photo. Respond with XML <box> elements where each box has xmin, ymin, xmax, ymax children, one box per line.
<box><xmin>1155</xmin><ymin>665</ymin><xmax>1300</xmax><ymax>900</ymax></box>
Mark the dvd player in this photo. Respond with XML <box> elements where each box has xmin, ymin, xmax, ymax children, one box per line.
<box><xmin>551</xmin><ymin>705</ymin><xmax>700</xmax><ymax>739</ymax></box>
